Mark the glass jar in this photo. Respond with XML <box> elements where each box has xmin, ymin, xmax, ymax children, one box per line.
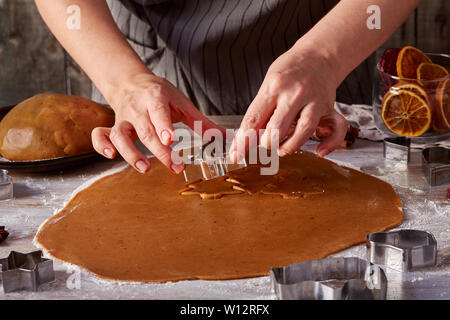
<box><xmin>373</xmin><ymin>53</ymin><xmax>450</xmax><ymax>143</ymax></box>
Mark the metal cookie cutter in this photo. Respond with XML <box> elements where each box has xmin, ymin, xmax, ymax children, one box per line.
<box><xmin>421</xmin><ymin>147</ymin><xmax>450</xmax><ymax>186</ymax></box>
<box><xmin>270</xmin><ymin>257</ymin><xmax>387</xmax><ymax>300</ymax></box>
<box><xmin>0</xmin><ymin>250</ymin><xmax>55</xmax><ymax>293</ymax></box>
<box><xmin>367</xmin><ymin>230</ymin><xmax>437</xmax><ymax>272</ymax></box>
<box><xmin>0</xmin><ymin>169</ymin><xmax>13</xmax><ymax>201</ymax></box>
<box><xmin>182</xmin><ymin>139</ymin><xmax>247</xmax><ymax>182</ymax></box>
<box><xmin>383</xmin><ymin>137</ymin><xmax>411</xmax><ymax>164</ymax></box>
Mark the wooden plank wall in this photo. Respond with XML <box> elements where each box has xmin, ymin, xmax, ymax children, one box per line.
<box><xmin>378</xmin><ymin>0</ymin><xmax>450</xmax><ymax>59</ymax></box>
<box><xmin>0</xmin><ymin>0</ymin><xmax>90</xmax><ymax>106</ymax></box>
<box><xmin>0</xmin><ymin>0</ymin><xmax>449</xmax><ymax>106</ymax></box>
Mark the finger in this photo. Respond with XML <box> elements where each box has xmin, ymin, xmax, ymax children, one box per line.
<box><xmin>315</xmin><ymin>126</ymin><xmax>333</xmax><ymax>138</ymax></box>
<box><xmin>261</xmin><ymin>83</ymin><xmax>306</xmax><ymax>149</ymax></box>
<box><xmin>316</xmin><ymin>112</ymin><xmax>349</xmax><ymax>157</ymax></box>
<box><xmin>135</xmin><ymin>117</ymin><xmax>185</xmax><ymax>174</ymax></box>
<box><xmin>260</xmin><ymin>101</ymin><xmax>302</xmax><ymax>150</ymax></box>
<box><xmin>92</xmin><ymin>127</ymin><xmax>117</xmax><ymax>159</ymax></box>
<box><xmin>109</xmin><ymin>121</ymin><xmax>151</xmax><ymax>173</ymax></box>
<box><xmin>278</xmin><ymin>104</ymin><xmax>321</xmax><ymax>156</ymax></box>
<box><xmin>230</xmin><ymin>93</ymin><xmax>277</xmax><ymax>162</ymax></box>
<box><xmin>146</xmin><ymin>96</ymin><xmax>175</xmax><ymax>146</ymax></box>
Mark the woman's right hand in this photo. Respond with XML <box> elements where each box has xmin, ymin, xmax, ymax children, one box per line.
<box><xmin>92</xmin><ymin>73</ymin><xmax>225</xmax><ymax>174</ymax></box>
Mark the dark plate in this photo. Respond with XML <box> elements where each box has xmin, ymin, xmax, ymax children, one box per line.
<box><xmin>0</xmin><ymin>105</ymin><xmax>104</xmax><ymax>172</ymax></box>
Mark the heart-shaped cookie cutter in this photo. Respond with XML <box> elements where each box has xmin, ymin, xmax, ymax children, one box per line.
<box><xmin>421</xmin><ymin>147</ymin><xmax>450</xmax><ymax>186</ymax></box>
<box><xmin>271</xmin><ymin>257</ymin><xmax>387</xmax><ymax>300</ymax></box>
<box><xmin>366</xmin><ymin>229</ymin><xmax>437</xmax><ymax>272</ymax></box>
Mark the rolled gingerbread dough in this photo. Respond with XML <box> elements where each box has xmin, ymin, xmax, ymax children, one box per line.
<box><xmin>36</xmin><ymin>151</ymin><xmax>403</xmax><ymax>282</ymax></box>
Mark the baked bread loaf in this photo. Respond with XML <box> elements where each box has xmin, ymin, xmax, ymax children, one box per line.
<box><xmin>0</xmin><ymin>93</ymin><xmax>115</xmax><ymax>161</ymax></box>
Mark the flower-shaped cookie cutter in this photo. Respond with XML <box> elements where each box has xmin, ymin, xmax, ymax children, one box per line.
<box><xmin>0</xmin><ymin>250</ymin><xmax>55</xmax><ymax>293</ymax></box>
<box><xmin>422</xmin><ymin>147</ymin><xmax>450</xmax><ymax>186</ymax></box>
<box><xmin>366</xmin><ymin>229</ymin><xmax>437</xmax><ymax>272</ymax></box>
<box><xmin>270</xmin><ymin>257</ymin><xmax>387</xmax><ymax>300</ymax></box>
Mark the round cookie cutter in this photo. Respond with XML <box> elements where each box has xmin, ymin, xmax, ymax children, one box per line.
<box><xmin>383</xmin><ymin>137</ymin><xmax>411</xmax><ymax>164</ymax></box>
<box><xmin>0</xmin><ymin>169</ymin><xmax>13</xmax><ymax>201</ymax></box>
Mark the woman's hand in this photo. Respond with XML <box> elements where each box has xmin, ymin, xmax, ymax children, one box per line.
<box><xmin>92</xmin><ymin>73</ymin><xmax>225</xmax><ymax>174</ymax></box>
<box><xmin>230</xmin><ymin>47</ymin><xmax>348</xmax><ymax>161</ymax></box>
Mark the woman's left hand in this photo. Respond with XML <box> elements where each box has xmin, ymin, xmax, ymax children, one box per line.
<box><xmin>230</xmin><ymin>47</ymin><xmax>348</xmax><ymax>161</ymax></box>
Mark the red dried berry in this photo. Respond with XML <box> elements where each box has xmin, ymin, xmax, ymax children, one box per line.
<box><xmin>379</xmin><ymin>48</ymin><xmax>401</xmax><ymax>97</ymax></box>
<box><xmin>379</xmin><ymin>48</ymin><xmax>401</xmax><ymax>76</ymax></box>
<box><xmin>0</xmin><ymin>226</ymin><xmax>9</xmax><ymax>243</ymax></box>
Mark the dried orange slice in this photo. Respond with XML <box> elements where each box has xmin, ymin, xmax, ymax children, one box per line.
<box><xmin>433</xmin><ymin>79</ymin><xmax>450</xmax><ymax>132</ymax></box>
<box><xmin>396</xmin><ymin>46</ymin><xmax>431</xmax><ymax>79</ymax></box>
<box><xmin>417</xmin><ymin>63</ymin><xmax>448</xmax><ymax>80</ymax></box>
<box><xmin>381</xmin><ymin>90</ymin><xmax>431</xmax><ymax>136</ymax></box>
<box><xmin>390</xmin><ymin>82</ymin><xmax>431</xmax><ymax>105</ymax></box>
<box><xmin>417</xmin><ymin>63</ymin><xmax>449</xmax><ymax>88</ymax></box>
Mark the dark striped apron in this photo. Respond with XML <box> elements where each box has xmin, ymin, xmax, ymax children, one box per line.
<box><xmin>93</xmin><ymin>0</ymin><xmax>374</xmax><ymax>115</ymax></box>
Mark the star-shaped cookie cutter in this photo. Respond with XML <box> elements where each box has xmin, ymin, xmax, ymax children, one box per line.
<box><xmin>0</xmin><ymin>250</ymin><xmax>55</xmax><ymax>293</ymax></box>
<box><xmin>366</xmin><ymin>229</ymin><xmax>437</xmax><ymax>272</ymax></box>
<box><xmin>271</xmin><ymin>257</ymin><xmax>387</xmax><ymax>300</ymax></box>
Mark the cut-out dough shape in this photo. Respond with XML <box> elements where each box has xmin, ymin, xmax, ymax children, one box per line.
<box><xmin>226</xmin><ymin>167</ymin><xmax>323</xmax><ymax>199</ymax></box>
<box><xmin>180</xmin><ymin>176</ymin><xmax>244</xmax><ymax>200</ymax></box>
<box><xmin>226</xmin><ymin>165</ymin><xmax>280</xmax><ymax>194</ymax></box>
<box><xmin>259</xmin><ymin>170</ymin><xmax>325</xmax><ymax>199</ymax></box>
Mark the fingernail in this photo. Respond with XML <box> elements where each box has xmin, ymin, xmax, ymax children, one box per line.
<box><xmin>171</xmin><ymin>163</ymin><xmax>185</xmax><ymax>174</ymax></box>
<box><xmin>136</xmin><ymin>160</ymin><xmax>149</xmax><ymax>173</ymax></box>
<box><xmin>316</xmin><ymin>147</ymin><xmax>323</xmax><ymax>156</ymax></box>
<box><xmin>278</xmin><ymin>149</ymin><xmax>288</xmax><ymax>157</ymax></box>
<box><xmin>161</xmin><ymin>130</ymin><xmax>172</xmax><ymax>145</ymax></box>
<box><xmin>104</xmin><ymin>148</ymin><xmax>113</xmax><ymax>158</ymax></box>
<box><xmin>260</xmin><ymin>134</ymin><xmax>268</xmax><ymax>149</ymax></box>
<box><xmin>318</xmin><ymin>148</ymin><xmax>329</xmax><ymax>157</ymax></box>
